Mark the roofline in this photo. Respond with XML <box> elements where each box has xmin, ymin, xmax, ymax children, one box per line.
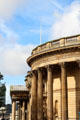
<box><xmin>32</xmin><ymin>34</ymin><xmax>80</xmax><ymax>53</ymax></box>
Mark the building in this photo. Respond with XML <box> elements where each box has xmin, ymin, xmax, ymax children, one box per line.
<box><xmin>10</xmin><ymin>85</ymin><xmax>29</xmax><ymax>120</ymax></box>
<box><xmin>11</xmin><ymin>34</ymin><xmax>80</xmax><ymax>120</ymax></box>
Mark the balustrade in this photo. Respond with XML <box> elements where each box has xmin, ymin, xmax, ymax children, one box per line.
<box><xmin>31</xmin><ymin>35</ymin><xmax>80</xmax><ymax>55</ymax></box>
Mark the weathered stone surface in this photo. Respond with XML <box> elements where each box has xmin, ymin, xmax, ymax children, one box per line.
<box><xmin>37</xmin><ymin>68</ymin><xmax>43</xmax><ymax>120</ymax></box>
<box><xmin>31</xmin><ymin>71</ymin><xmax>37</xmax><ymax>120</ymax></box>
<box><xmin>47</xmin><ymin>66</ymin><xmax>53</xmax><ymax>120</ymax></box>
<box><xmin>12</xmin><ymin>100</ymin><xmax>16</xmax><ymax>120</ymax></box>
<box><xmin>11</xmin><ymin>35</ymin><xmax>80</xmax><ymax>120</ymax></box>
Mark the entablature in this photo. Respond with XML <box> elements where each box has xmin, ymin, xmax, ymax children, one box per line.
<box><xmin>27</xmin><ymin>34</ymin><xmax>80</xmax><ymax>67</ymax></box>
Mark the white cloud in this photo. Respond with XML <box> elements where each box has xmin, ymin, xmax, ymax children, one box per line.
<box><xmin>48</xmin><ymin>0</ymin><xmax>63</xmax><ymax>11</ymax></box>
<box><xmin>0</xmin><ymin>44</ymin><xmax>35</xmax><ymax>76</ymax></box>
<box><xmin>0</xmin><ymin>0</ymin><xmax>27</xmax><ymax>20</ymax></box>
<box><xmin>0</xmin><ymin>14</ymin><xmax>35</xmax><ymax>77</ymax></box>
<box><xmin>6</xmin><ymin>85</ymin><xmax>11</xmax><ymax>104</ymax></box>
<box><xmin>0</xmin><ymin>20</ymin><xmax>19</xmax><ymax>45</ymax></box>
<box><xmin>51</xmin><ymin>1</ymin><xmax>80</xmax><ymax>39</ymax></box>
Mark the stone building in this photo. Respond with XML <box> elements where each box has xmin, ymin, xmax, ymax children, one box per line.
<box><xmin>10</xmin><ymin>85</ymin><xmax>29</xmax><ymax>120</ymax></box>
<box><xmin>11</xmin><ymin>34</ymin><xmax>80</xmax><ymax>120</ymax></box>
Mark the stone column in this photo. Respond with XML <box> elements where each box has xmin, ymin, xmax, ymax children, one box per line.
<box><xmin>29</xmin><ymin>94</ymin><xmax>32</xmax><ymax>120</ymax></box>
<box><xmin>17</xmin><ymin>102</ymin><xmax>20</xmax><ymax>120</ymax></box>
<box><xmin>27</xmin><ymin>102</ymin><xmax>29</xmax><ymax>120</ymax></box>
<box><xmin>37</xmin><ymin>68</ymin><xmax>43</xmax><ymax>120</ymax></box>
<box><xmin>61</xmin><ymin>63</ymin><xmax>68</xmax><ymax>120</ymax></box>
<box><xmin>47</xmin><ymin>66</ymin><xmax>53</xmax><ymax>120</ymax></box>
<box><xmin>18</xmin><ymin>102</ymin><xmax>22</xmax><ymax>120</ymax></box>
<box><xmin>22</xmin><ymin>101</ymin><xmax>25</xmax><ymax>120</ymax></box>
<box><xmin>31</xmin><ymin>70</ymin><xmax>37</xmax><ymax>120</ymax></box>
<box><xmin>12</xmin><ymin>100</ymin><xmax>16</xmax><ymax>120</ymax></box>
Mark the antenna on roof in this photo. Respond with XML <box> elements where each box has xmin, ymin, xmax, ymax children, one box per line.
<box><xmin>40</xmin><ymin>24</ymin><xmax>42</xmax><ymax>44</ymax></box>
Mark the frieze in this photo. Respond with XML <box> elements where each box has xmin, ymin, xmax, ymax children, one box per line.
<box><xmin>12</xmin><ymin>96</ymin><xmax>28</xmax><ymax>100</ymax></box>
<box><xmin>31</xmin><ymin>51</ymin><xmax>80</xmax><ymax>70</ymax></box>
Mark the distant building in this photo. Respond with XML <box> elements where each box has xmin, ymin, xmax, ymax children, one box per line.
<box><xmin>10</xmin><ymin>85</ymin><xmax>29</xmax><ymax>120</ymax></box>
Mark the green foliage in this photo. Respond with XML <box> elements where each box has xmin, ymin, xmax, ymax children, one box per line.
<box><xmin>0</xmin><ymin>73</ymin><xmax>6</xmax><ymax>107</ymax></box>
<box><xmin>0</xmin><ymin>84</ymin><xmax>6</xmax><ymax>107</ymax></box>
<box><xmin>0</xmin><ymin>72</ymin><xmax>3</xmax><ymax>81</ymax></box>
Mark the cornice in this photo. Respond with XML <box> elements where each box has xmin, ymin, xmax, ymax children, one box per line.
<box><xmin>27</xmin><ymin>44</ymin><xmax>80</xmax><ymax>67</ymax></box>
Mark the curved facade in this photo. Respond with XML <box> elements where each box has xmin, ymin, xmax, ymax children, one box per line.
<box><xmin>27</xmin><ymin>34</ymin><xmax>80</xmax><ymax>120</ymax></box>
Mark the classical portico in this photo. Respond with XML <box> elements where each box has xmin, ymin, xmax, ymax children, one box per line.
<box><xmin>10</xmin><ymin>34</ymin><xmax>80</xmax><ymax>120</ymax></box>
<box><xmin>30</xmin><ymin>63</ymin><xmax>69</xmax><ymax>120</ymax></box>
<box><xmin>27</xmin><ymin>34</ymin><xmax>80</xmax><ymax>120</ymax></box>
<box><xmin>10</xmin><ymin>85</ymin><xmax>29</xmax><ymax>120</ymax></box>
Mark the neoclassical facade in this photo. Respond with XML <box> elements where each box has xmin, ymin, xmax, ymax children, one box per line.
<box><xmin>27</xmin><ymin>34</ymin><xmax>80</xmax><ymax>120</ymax></box>
<box><xmin>11</xmin><ymin>34</ymin><xmax>80</xmax><ymax>120</ymax></box>
<box><xmin>10</xmin><ymin>85</ymin><xmax>29</xmax><ymax>120</ymax></box>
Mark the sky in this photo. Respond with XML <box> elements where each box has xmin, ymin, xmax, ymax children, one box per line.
<box><xmin>0</xmin><ymin>0</ymin><xmax>80</xmax><ymax>104</ymax></box>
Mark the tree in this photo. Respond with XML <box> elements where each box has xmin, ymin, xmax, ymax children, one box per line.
<box><xmin>0</xmin><ymin>85</ymin><xmax>6</xmax><ymax>107</ymax></box>
<box><xmin>0</xmin><ymin>72</ymin><xmax>3</xmax><ymax>82</ymax></box>
<box><xmin>0</xmin><ymin>73</ymin><xmax>6</xmax><ymax>107</ymax></box>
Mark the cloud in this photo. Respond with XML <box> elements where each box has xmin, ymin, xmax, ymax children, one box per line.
<box><xmin>0</xmin><ymin>14</ymin><xmax>35</xmax><ymax>77</ymax></box>
<box><xmin>0</xmin><ymin>0</ymin><xmax>27</xmax><ymax>20</ymax></box>
<box><xmin>0</xmin><ymin>20</ymin><xmax>19</xmax><ymax>45</ymax></box>
<box><xmin>48</xmin><ymin>0</ymin><xmax>63</xmax><ymax>11</ymax></box>
<box><xmin>0</xmin><ymin>44</ymin><xmax>35</xmax><ymax>76</ymax></box>
<box><xmin>51</xmin><ymin>1</ymin><xmax>80</xmax><ymax>39</ymax></box>
<box><xmin>6</xmin><ymin>85</ymin><xmax>11</xmax><ymax>104</ymax></box>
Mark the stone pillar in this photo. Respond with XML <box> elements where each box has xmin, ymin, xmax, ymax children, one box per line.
<box><xmin>31</xmin><ymin>71</ymin><xmax>37</xmax><ymax>120</ymax></box>
<box><xmin>17</xmin><ymin>102</ymin><xmax>20</xmax><ymax>120</ymax></box>
<box><xmin>47</xmin><ymin>66</ymin><xmax>53</xmax><ymax>120</ymax></box>
<box><xmin>17</xmin><ymin>102</ymin><xmax>22</xmax><ymax>120</ymax></box>
<box><xmin>27</xmin><ymin>102</ymin><xmax>29</xmax><ymax>120</ymax></box>
<box><xmin>12</xmin><ymin>100</ymin><xmax>16</xmax><ymax>120</ymax></box>
<box><xmin>37</xmin><ymin>68</ymin><xmax>43</xmax><ymax>120</ymax></box>
<box><xmin>61</xmin><ymin>63</ymin><xmax>68</xmax><ymax>120</ymax></box>
<box><xmin>29</xmin><ymin>94</ymin><xmax>32</xmax><ymax>120</ymax></box>
<box><xmin>22</xmin><ymin>101</ymin><xmax>25</xmax><ymax>120</ymax></box>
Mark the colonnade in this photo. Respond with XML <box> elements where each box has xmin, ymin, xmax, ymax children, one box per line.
<box><xmin>11</xmin><ymin>62</ymin><xmax>68</xmax><ymax>120</ymax></box>
<box><xmin>12</xmin><ymin>100</ymin><xmax>26</xmax><ymax>120</ymax></box>
<box><xmin>31</xmin><ymin>62</ymin><xmax>68</xmax><ymax>120</ymax></box>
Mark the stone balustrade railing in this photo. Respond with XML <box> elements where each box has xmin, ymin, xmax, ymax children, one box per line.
<box><xmin>32</xmin><ymin>35</ymin><xmax>80</xmax><ymax>55</ymax></box>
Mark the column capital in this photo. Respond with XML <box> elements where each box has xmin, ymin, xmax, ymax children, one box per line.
<box><xmin>37</xmin><ymin>67</ymin><xmax>44</xmax><ymax>71</ymax></box>
<box><xmin>17</xmin><ymin>101</ymin><xmax>20</xmax><ymax>106</ymax></box>
<box><xmin>59</xmin><ymin>62</ymin><xmax>66</xmax><ymax>68</ymax></box>
<box><xmin>76</xmin><ymin>60</ymin><xmax>80</xmax><ymax>68</ymax></box>
<box><xmin>46</xmin><ymin>65</ymin><xmax>53</xmax><ymax>71</ymax></box>
<box><xmin>12</xmin><ymin>99</ymin><xmax>16</xmax><ymax>102</ymax></box>
<box><xmin>31</xmin><ymin>70</ymin><xmax>38</xmax><ymax>81</ymax></box>
<box><xmin>25</xmin><ymin>71</ymin><xmax>32</xmax><ymax>80</ymax></box>
<box><xmin>31</xmin><ymin>70</ymin><xmax>37</xmax><ymax>76</ymax></box>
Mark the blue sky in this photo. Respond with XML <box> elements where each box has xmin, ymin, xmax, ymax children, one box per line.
<box><xmin>0</xmin><ymin>0</ymin><xmax>80</xmax><ymax>103</ymax></box>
